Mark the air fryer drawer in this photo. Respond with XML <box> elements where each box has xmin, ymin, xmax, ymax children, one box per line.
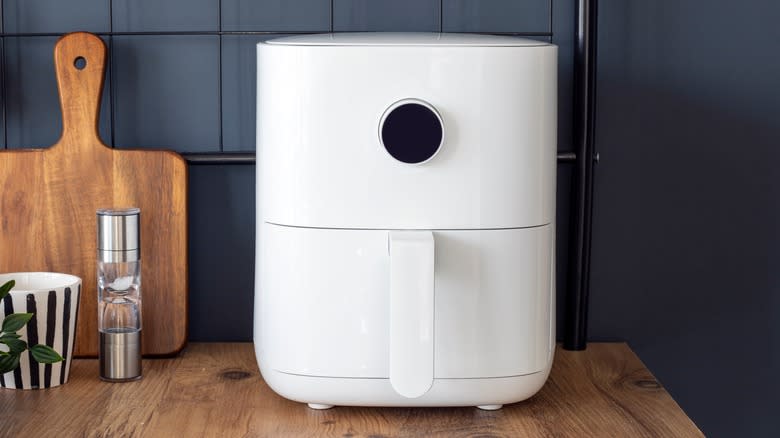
<box><xmin>256</xmin><ymin>223</ymin><xmax>554</xmax><ymax>379</ymax></box>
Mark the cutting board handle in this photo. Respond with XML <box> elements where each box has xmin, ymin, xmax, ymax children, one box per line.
<box><xmin>53</xmin><ymin>32</ymin><xmax>108</xmax><ymax>150</ymax></box>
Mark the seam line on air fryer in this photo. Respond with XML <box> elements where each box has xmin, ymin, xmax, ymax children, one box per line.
<box><xmin>274</xmin><ymin>370</ymin><xmax>543</xmax><ymax>380</ymax></box>
<box><xmin>264</xmin><ymin>222</ymin><xmax>552</xmax><ymax>232</ymax></box>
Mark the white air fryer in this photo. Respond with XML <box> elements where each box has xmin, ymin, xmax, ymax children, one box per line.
<box><xmin>254</xmin><ymin>33</ymin><xmax>557</xmax><ymax>410</ymax></box>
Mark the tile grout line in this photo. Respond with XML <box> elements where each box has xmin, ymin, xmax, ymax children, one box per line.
<box><xmin>108</xmin><ymin>0</ymin><xmax>116</xmax><ymax>148</ymax></box>
<box><xmin>440</xmin><ymin>0</ymin><xmax>443</xmax><ymax>32</ymax></box>
<box><xmin>550</xmin><ymin>0</ymin><xmax>554</xmax><ymax>42</ymax></box>
<box><xmin>1</xmin><ymin>36</ymin><xmax>6</xmax><ymax>151</ymax></box>
<box><xmin>1</xmin><ymin>0</ymin><xmax>6</xmax><ymax>150</ymax></box>
<box><xmin>218</xmin><ymin>0</ymin><xmax>224</xmax><ymax>153</ymax></box>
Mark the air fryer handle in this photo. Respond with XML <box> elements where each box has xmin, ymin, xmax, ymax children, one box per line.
<box><xmin>388</xmin><ymin>230</ymin><xmax>435</xmax><ymax>398</ymax></box>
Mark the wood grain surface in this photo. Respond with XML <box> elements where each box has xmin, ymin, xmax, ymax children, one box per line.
<box><xmin>0</xmin><ymin>32</ymin><xmax>188</xmax><ymax>357</ymax></box>
<box><xmin>0</xmin><ymin>343</ymin><xmax>703</xmax><ymax>437</ymax></box>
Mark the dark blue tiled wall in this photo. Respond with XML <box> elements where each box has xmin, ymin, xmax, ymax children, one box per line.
<box><xmin>3</xmin><ymin>36</ymin><xmax>112</xmax><ymax>148</ymax></box>
<box><xmin>3</xmin><ymin>0</ymin><xmax>110</xmax><ymax>34</ymax></box>
<box><xmin>221</xmin><ymin>0</ymin><xmax>331</xmax><ymax>32</ymax></box>
<box><xmin>112</xmin><ymin>35</ymin><xmax>221</xmax><ymax>151</ymax></box>
<box><xmin>590</xmin><ymin>1</ymin><xmax>780</xmax><ymax>435</ymax></box>
<box><xmin>221</xmin><ymin>35</ymin><xmax>269</xmax><ymax>152</ymax></box>
<box><xmin>112</xmin><ymin>0</ymin><xmax>219</xmax><ymax>32</ymax></box>
<box><xmin>333</xmin><ymin>0</ymin><xmax>441</xmax><ymax>32</ymax></box>
<box><xmin>188</xmin><ymin>164</ymin><xmax>256</xmax><ymax>341</ymax></box>
<box><xmin>0</xmin><ymin>0</ymin><xmax>571</xmax><ymax>344</ymax></box>
<box><xmin>442</xmin><ymin>0</ymin><xmax>550</xmax><ymax>34</ymax></box>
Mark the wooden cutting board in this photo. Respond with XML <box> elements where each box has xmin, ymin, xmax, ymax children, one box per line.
<box><xmin>0</xmin><ymin>32</ymin><xmax>188</xmax><ymax>357</ymax></box>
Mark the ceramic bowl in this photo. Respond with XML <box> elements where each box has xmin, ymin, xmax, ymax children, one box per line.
<box><xmin>0</xmin><ymin>272</ymin><xmax>81</xmax><ymax>389</ymax></box>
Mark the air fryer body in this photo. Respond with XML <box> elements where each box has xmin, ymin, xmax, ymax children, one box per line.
<box><xmin>255</xmin><ymin>33</ymin><xmax>557</xmax><ymax>408</ymax></box>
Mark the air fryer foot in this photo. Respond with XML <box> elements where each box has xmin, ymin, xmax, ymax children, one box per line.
<box><xmin>476</xmin><ymin>404</ymin><xmax>503</xmax><ymax>411</ymax></box>
<box><xmin>307</xmin><ymin>403</ymin><xmax>335</xmax><ymax>410</ymax></box>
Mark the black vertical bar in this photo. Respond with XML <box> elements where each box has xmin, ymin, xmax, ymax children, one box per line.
<box><xmin>564</xmin><ymin>0</ymin><xmax>598</xmax><ymax>351</ymax></box>
<box><xmin>60</xmin><ymin>287</ymin><xmax>72</xmax><ymax>385</ymax></box>
<box><xmin>330</xmin><ymin>0</ymin><xmax>334</xmax><ymax>32</ymax></box>
<box><xmin>26</xmin><ymin>294</ymin><xmax>40</xmax><ymax>389</ymax></box>
<box><xmin>44</xmin><ymin>290</ymin><xmax>56</xmax><ymax>387</ymax></box>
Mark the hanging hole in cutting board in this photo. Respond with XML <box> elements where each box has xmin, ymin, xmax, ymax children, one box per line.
<box><xmin>74</xmin><ymin>56</ymin><xmax>87</xmax><ymax>70</ymax></box>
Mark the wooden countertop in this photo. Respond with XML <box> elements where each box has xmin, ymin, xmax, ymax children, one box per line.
<box><xmin>1</xmin><ymin>343</ymin><xmax>702</xmax><ymax>437</ymax></box>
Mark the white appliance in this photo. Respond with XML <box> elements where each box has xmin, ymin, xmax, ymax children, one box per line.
<box><xmin>254</xmin><ymin>33</ymin><xmax>557</xmax><ymax>410</ymax></box>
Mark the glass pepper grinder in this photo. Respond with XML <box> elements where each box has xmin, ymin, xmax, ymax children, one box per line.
<box><xmin>97</xmin><ymin>207</ymin><xmax>142</xmax><ymax>381</ymax></box>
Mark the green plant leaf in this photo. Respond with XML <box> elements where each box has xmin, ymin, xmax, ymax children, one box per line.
<box><xmin>2</xmin><ymin>313</ymin><xmax>33</xmax><ymax>333</ymax></box>
<box><xmin>0</xmin><ymin>333</ymin><xmax>21</xmax><ymax>340</ymax></box>
<box><xmin>0</xmin><ymin>280</ymin><xmax>14</xmax><ymax>301</ymax></box>
<box><xmin>0</xmin><ymin>352</ymin><xmax>20</xmax><ymax>375</ymax></box>
<box><xmin>30</xmin><ymin>344</ymin><xmax>63</xmax><ymax>364</ymax></box>
<box><xmin>0</xmin><ymin>338</ymin><xmax>27</xmax><ymax>354</ymax></box>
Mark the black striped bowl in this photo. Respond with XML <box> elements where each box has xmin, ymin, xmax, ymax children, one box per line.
<box><xmin>0</xmin><ymin>272</ymin><xmax>81</xmax><ymax>390</ymax></box>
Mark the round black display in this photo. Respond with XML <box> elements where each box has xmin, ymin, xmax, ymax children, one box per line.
<box><xmin>380</xmin><ymin>102</ymin><xmax>443</xmax><ymax>164</ymax></box>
